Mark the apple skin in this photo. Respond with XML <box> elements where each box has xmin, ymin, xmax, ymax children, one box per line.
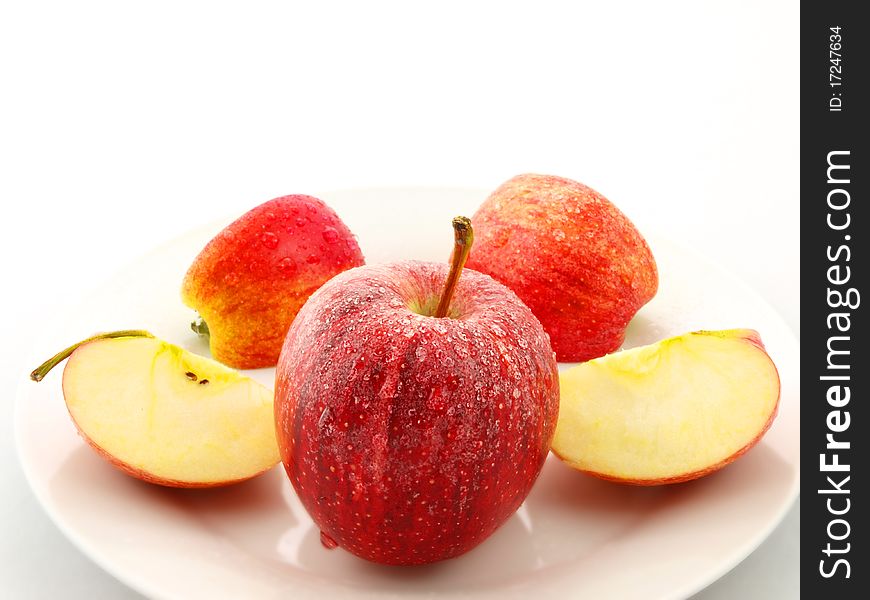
<box><xmin>466</xmin><ymin>174</ymin><xmax>658</xmax><ymax>362</ymax></box>
<box><xmin>182</xmin><ymin>194</ymin><xmax>364</xmax><ymax>369</ymax></box>
<box><xmin>275</xmin><ymin>261</ymin><xmax>559</xmax><ymax>565</ymax></box>
<box><xmin>551</xmin><ymin>329</ymin><xmax>780</xmax><ymax>485</ymax></box>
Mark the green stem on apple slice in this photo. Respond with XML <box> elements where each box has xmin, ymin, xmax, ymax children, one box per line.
<box><xmin>435</xmin><ymin>216</ymin><xmax>474</xmax><ymax>318</ymax></box>
<box><xmin>30</xmin><ymin>330</ymin><xmax>155</xmax><ymax>382</ymax></box>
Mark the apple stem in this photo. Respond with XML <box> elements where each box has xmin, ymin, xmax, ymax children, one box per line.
<box><xmin>435</xmin><ymin>216</ymin><xmax>474</xmax><ymax>318</ymax></box>
<box><xmin>30</xmin><ymin>330</ymin><xmax>155</xmax><ymax>382</ymax></box>
<box><xmin>191</xmin><ymin>315</ymin><xmax>210</xmax><ymax>338</ymax></box>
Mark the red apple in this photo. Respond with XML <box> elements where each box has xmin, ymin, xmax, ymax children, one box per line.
<box><xmin>466</xmin><ymin>174</ymin><xmax>658</xmax><ymax>362</ymax></box>
<box><xmin>275</xmin><ymin>218</ymin><xmax>559</xmax><ymax>565</ymax></box>
<box><xmin>182</xmin><ymin>194</ymin><xmax>364</xmax><ymax>369</ymax></box>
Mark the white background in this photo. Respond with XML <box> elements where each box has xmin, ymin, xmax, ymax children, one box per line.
<box><xmin>1</xmin><ymin>1</ymin><xmax>798</xmax><ymax>598</ymax></box>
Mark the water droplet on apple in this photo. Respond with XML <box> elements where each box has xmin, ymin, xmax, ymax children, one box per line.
<box><xmin>518</xmin><ymin>337</ymin><xmax>528</xmax><ymax>348</ymax></box>
<box><xmin>320</xmin><ymin>531</ymin><xmax>339</xmax><ymax>549</ymax></box>
<box><xmin>425</xmin><ymin>392</ymin><xmax>446</xmax><ymax>419</ymax></box>
<box><xmin>415</xmin><ymin>346</ymin><xmax>427</xmax><ymax>360</ymax></box>
<box><xmin>318</xmin><ymin>406</ymin><xmax>331</xmax><ymax>429</ymax></box>
<box><xmin>260</xmin><ymin>231</ymin><xmax>279</xmax><ymax>249</ymax></box>
<box><xmin>512</xmin><ymin>388</ymin><xmax>521</xmax><ymax>399</ymax></box>
<box><xmin>306</xmin><ymin>254</ymin><xmax>320</xmax><ymax>264</ymax></box>
<box><xmin>491</xmin><ymin>228</ymin><xmax>511</xmax><ymax>249</ymax></box>
<box><xmin>223</xmin><ymin>272</ymin><xmax>239</xmax><ymax>285</ymax></box>
<box><xmin>276</xmin><ymin>257</ymin><xmax>297</xmax><ymax>274</ymax></box>
<box><xmin>295</xmin><ymin>217</ymin><xmax>307</xmax><ymax>227</ymax></box>
<box><xmin>389</xmin><ymin>297</ymin><xmax>403</xmax><ymax>308</ymax></box>
<box><xmin>553</xmin><ymin>229</ymin><xmax>566</xmax><ymax>242</ymax></box>
<box><xmin>246</xmin><ymin>257</ymin><xmax>265</xmax><ymax>273</ymax></box>
<box><xmin>322</xmin><ymin>227</ymin><xmax>340</xmax><ymax>243</ymax></box>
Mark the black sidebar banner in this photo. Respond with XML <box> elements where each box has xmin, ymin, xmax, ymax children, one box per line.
<box><xmin>803</xmin><ymin>2</ymin><xmax>868</xmax><ymax>597</ymax></box>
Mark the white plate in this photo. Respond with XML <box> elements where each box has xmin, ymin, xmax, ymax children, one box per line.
<box><xmin>15</xmin><ymin>188</ymin><xmax>799</xmax><ymax>600</ymax></box>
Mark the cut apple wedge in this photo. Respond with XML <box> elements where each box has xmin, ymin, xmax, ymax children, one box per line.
<box><xmin>552</xmin><ymin>329</ymin><xmax>780</xmax><ymax>485</ymax></box>
<box><xmin>31</xmin><ymin>331</ymin><xmax>280</xmax><ymax>487</ymax></box>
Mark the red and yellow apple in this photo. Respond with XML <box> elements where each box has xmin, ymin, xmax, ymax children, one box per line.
<box><xmin>275</xmin><ymin>218</ymin><xmax>559</xmax><ymax>565</ymax></box>
<box><xmin>551</xmin><ymin>329</ymin><xmax>780</xmax><ymax>484</ymax></box>
<box><xmin>182</xmin><ymin>194</ymin><xmax>364</xmax><ymax>369</ymax></box>
<box><xmin>466</xmin><ymin>173</ymin><xmax>658</xmax><ymax>362</ymax></box>
<box><xmin>31</xmin><ymin>331</ymin><xmax>280</xmax><ymax>487</ymax></box>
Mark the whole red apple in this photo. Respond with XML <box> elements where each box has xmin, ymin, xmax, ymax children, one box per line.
<box><xmin>275</xmin><ymin>218</ymin><xmax>559</xmax><ymax>565</ymax></box>
<box><xmin>466</xmin><ymin>174</ymin><xmax>658</xmax><ymax>362</ymax></box>
<box><xmin>182</xmin><ymin>194</ymin><xmax>364</xmax><ymax>369</ymax></box>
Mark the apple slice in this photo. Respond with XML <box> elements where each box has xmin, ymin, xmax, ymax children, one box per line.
<box><xmin>551</xmin><ymin>329</ymin><xmax>780</xmax><ymax>485</ymax></box>
<box><xmin>31</xmin><ymin>331</ymin><xmax>280</xmax><ymax>487</ymax></box>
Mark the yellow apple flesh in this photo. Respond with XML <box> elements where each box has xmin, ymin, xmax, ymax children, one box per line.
<box><xmin>35</xmin><ymin>332</ymin><xmax>280</xmax><ymax>487</ymax></box>
<box><xmin>552</xmin><ymin>329</ymin><xmax>780</xmax><ymax>485</ymax></box>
